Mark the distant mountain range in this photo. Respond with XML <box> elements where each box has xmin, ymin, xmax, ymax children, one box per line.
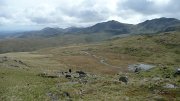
<box><xmin>14</xmin><ymin>17</ymin><xmax>180</xmax><ymax>38</ymax></box>
<box><xmin>0</xmin><ymin>17</ymin><xmax>180</xmax><ymax>53</ymax></box>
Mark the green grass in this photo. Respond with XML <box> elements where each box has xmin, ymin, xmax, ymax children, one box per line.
<box><xmin>0</xmin><ymin>31</ymin><xmax>180</xmax><ymax>101</ymax></box>
<box><xmin>0</xmin><ymin>32</ymin><xmax>113</xmax><ymax>54</ymax></box>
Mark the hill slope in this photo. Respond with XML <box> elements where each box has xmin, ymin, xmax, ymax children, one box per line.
<box><xmin>0</xmin><ymin>31</ymin><xmax>179</xmax><ymax>101</ymax></box>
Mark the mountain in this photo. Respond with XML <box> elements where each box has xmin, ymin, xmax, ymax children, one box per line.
<box><xmin>15</xmin><ymin>20</ymin><xmax>134</xmax><ymax>38</ymax></box>
<box><xmin>16</xmin><ymin>17</ymin><xmax>180</xmax><ymax>38</ymax></box>
<box><xmin>0</xmin><ymin>17</ymin><xmax>180</xmax><ymax>53</ymax></box>
<box><xmin>81</xmin><ymin>20</ymin><xmax>133</xmax><ymax>34</ymax></box>
<box><xmin>18</xmin><ymin>27</ymin><xmax>65</xmax><ymax>38</ymax></box>
<box><xmin>41</xmin><ymin>27</ymin><xmax>64</xmax><ymax>33</ymax></box>
<box><xmin>135</xmin><ymin>17</ymin><xmax>180</xmax><ymax>33</ymax></box>
<box><xmin>62</xmin><ymin>20</ymin><xmax>133</xmax><ymax>34</ymax></box>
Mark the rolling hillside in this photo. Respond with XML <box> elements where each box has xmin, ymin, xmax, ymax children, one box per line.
<box><xmin>0</xmin><ymin>31</ymin><xmax>179</xmax><ymax>101</ymax></box>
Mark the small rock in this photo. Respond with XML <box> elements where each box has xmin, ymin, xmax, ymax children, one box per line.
<box><xmin>174</xmin><ymin>68</ymin><xmax>180</xmax><ymax>77</ymax></box>
<box><xmin>134</xmin><ymin>67</ymin><xmax>141</xmax><ymax>73</ymax></box>
<box><xmin>65</xmin><ymin>74</ymin><xmax>71</xmax><ymax>79</ymax></box>
<box><xmin>119</xmin><ymin>76</ymin><xmax>128</xmax><ymax>84</ymax></box>
<box><xmin>163</xmin><ymin>83</ymin><xmax>178</xmax><ymax>89</ymax></box>
<box><xmin>69</xmin><ymin>69</ymin><xmax>72</xmax><ymax>73</ymax></box>
<box><xmin>76</xmin><ymin>71</ymin><xmax>86</xmax><ymax>78</ymax></box>
<box><xmin>63</xmin><ymin>92</ymin><xmax>70</xmax><ymax>97</ymax></box>
<box><xmin>128</xmin><ymin>63</ymin><xmax>155</xmax><ymax>72</ymax></box>
<box><xmin>152</xmin><ymin>77</ymin><xmax>161</xmax><ymax>81</ymax></box>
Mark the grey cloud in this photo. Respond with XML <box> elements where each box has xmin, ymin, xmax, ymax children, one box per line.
<box><xmin>119</xmin><ymin>0</ymin><xmax>161</xmax><ymax>14</ymax></box>
<box><xmin>119</xmin><ymin>0</ymin><xmax>180</xmax><ymax>18</ymax></box>
<box><xmin>78</xmin><ymin>10</ymin><xmax>106</xmax><ymax>22</ymax></box>
<box><xmin>165</xmin><ymin>0</ymin><xmax>180</xmax><ymax>13</ymax></box>
<box><xmin>57</xmin><ymin>0</ymin><xmax>110</xmax><ymax>23</ymax></box>
<box><xmin>0</xmin><ymin>12</ymin><xmax>12</xmax><ymax>19</ymax></box>
<box><xmin>68</xmin><ymin>9</ymin><xmax>108</xmax><ymax>23</ymax></box>
<box><xmin>30</xmin><ymin>17</ymin><xmax>55</xmax><ymax>24</ymax></box>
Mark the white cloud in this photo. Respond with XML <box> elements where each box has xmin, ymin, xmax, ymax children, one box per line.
<box><xmin>0</xmin><ymin>0</ymin><xmax>179</xmax><ymax>30</ymax></box>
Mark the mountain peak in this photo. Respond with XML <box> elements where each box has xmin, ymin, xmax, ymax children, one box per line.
<box><xmin>41</xmin><ymin>27</ymin><xmax>64</xmax><ymax>33</ymax></box>
<box><xmin>42</xmin><ymin>27</ymin><xmax>53</xmax><ymax>31</ymax></box>
<box><xmin>107</xmin><ymin>20</ymin><xmax>119</xmax><ymax>23</ymax></box>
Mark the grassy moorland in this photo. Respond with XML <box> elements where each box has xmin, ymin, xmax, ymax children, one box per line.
<box><xmin>0</xmin><ymin>32</ymin><xmax>113</xmax><ymax>53</ymax></box>
<box><xmin>0</xmin><ymin>32</ymin><xmax>179</xmax><ymax>101</ymax></box>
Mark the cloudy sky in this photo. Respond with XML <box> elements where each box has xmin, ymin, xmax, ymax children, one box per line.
<box><xmin>0</xmin><ymin>0</ymin><xmax>180</xmax><ymax>31</ymax></box>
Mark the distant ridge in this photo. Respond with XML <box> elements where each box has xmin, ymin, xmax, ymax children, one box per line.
<box><xmin>0</xmin><ymin>17</ymin><xmax>180</xmax><ymax>54</ymax></box>
<box><xmin>136</xmin><ymin>17</ymin><xmax>180</xmax><ymax>33</ymax></box>
<box><xmin>7</xmin><ymin>17</ymin><xmax>180</xmax><ymax>38</ymax></box>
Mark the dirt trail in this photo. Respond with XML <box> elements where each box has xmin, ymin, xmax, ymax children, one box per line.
<box><xmin>81</xmin><ymin>51</ymin><xmax>120</xmax><ymax>69</ymax></box>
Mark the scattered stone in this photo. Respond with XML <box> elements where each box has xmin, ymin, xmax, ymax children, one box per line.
<box><xmin>119</xmin><ymin>76</ymin><xmax>128</xmax><ymax>84</ymax></box>
<box><xmin>61</xmin><ymin>72</ymin><xmax>65</xmax><ymax>75</ymax></box>
<box><xmin>0</xmin><ymin>56</ymin><xmax>29</xmax><ymax>68</ymax></box>
<box><xmin>79</xmin><ymin>78</ymin><xmax>88</xmax><ymax>84</ymax></box>
<box><xmin>163</xmin><ymin>83</ymin><xmax>178</xmax><ymax>89</ymax></box>
<box><xmin>152</xmin><ymin>77</ymin><xmax>161</xmax><ymax>81</ymax></box>
<box><xmin>18</xmin><ymin>60</ymin><xmax>28</xmax><ymax>67</ymax></box>
<box><xmin>10</xmin><ymin>65</ymin><xmax>19</xmax><ymax>68</ymax></box>
<box><xmin>38</xmin><ymin>72</ymin><xmax>47</xmax><ymax>77</ymax></box>
<box><xmin>63</xmin><ymin>92</ymin><xmax>70</xmax><ymax>98</ymax></box>
<box><xmin>78</xmin><ymin>89</ymin><xmax>84</xmax><ymax>96</ymax></box>
<box><xmin>38</xmin><ymin>72</ymin><xmax>58</xmax><ymax>78</ymax></box>
<box><xmin>128</xmin><ymin>63</ymin><xmax>155</xmax><ymax>72</ymax></box>
<box><xmin>162</xmin><ymin>67</ymin><xmax>167</xmax><ymax>70</ymax></box>
<box><xmin>0</xmin><ymin>56</ymin><xmax>8</xmax><ymax>62</ymax></box>
<box><xmin>174</xmin><ymin>68</ymin><xmax>180</xmax><ymax>77</ymax></box>
<box><xmin>134</xmin><ymin>67</ymin><xmax>141</xmax><ymax>73</ymax></box>
<box><xmin>14</xmin><ymin>60</ymin><xmax>18</xmax><ymax>62</ymax></box>
<box><xmin>69</xmin><ymin>69</ymin><xmax>72</xmax><ymax>73</ymax></box>
<box><xmin>65</xmin><ymin>74</ymin><xmax>71</xmax><ymax>79</ymax></box>
<box><xmin>76</xmin><ymin>71</ymin><xmax>86</xmax><ymax>78</ymax></box>
<box><xmin>47</xmin><ymin>92</ymin><xmax>59</xmax><ymax>101</ymax></box>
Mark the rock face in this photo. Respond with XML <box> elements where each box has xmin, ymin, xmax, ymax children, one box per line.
<box><xmin>128</xmin><ymin>63</ymin><xmax>155</xmax><ymax>72</ymax></box>
<box><xmin>174</xmin><ymin>68</ymin><xmax>180</xmax><ymax>77</ymax></box>
<box><xmin>119</xmin><ymin>76</ymin><xmax>128</xmax><ymax>85</ymax></box>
